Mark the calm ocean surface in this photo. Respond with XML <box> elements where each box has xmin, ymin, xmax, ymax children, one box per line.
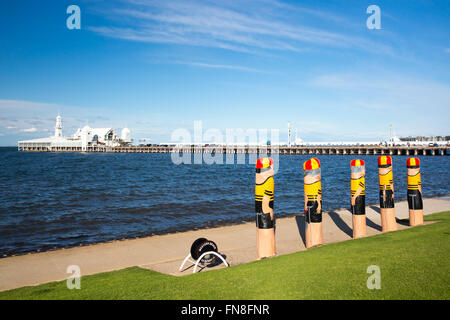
<box><xmin>0</xmin><ymin>147</ymin><xmax>448</xmax><ymax>257</ymax></box>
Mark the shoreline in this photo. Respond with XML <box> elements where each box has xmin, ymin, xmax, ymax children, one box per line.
<box><xmin>0</xmin><ymin>197</ymin><xmax>449</xmax><ymax>292</ymax></box>
<box><xmin>2</xmin><ymin>193</ymin><xmax>450</xmax><ymax>259</ymax></box>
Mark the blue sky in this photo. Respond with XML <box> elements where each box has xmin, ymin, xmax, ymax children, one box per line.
<box><xmin>0</xmin><ymin>0</ymin><xmax>449</xmax><ymax>145</ymax></box>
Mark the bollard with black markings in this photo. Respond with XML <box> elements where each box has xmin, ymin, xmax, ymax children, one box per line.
<box><xmin>255</xmin><ymin>157</ymin><xmax>276</xmax><ymax>259</ymax></box>
<box><xmin>406</xmin><ymin>158</ymin><xmax>424</xmax><ymax>226</ymax></box>
<box><xmin>303</xmin><ymin>158</ymin><xmax>323</xmax><ymax>248</ymax></box>
<box><xmin>350</xmin><ymin>159</ymin><xmax>367</xmax><ymax>239</ymax></box>
<box><xmin>378</xmin><ymin>156</ymin><xmax>398</xmax><ymax>232</ymax></box>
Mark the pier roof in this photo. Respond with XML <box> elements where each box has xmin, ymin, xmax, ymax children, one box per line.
<box><xmin>18</xmin><ymin>136</ymin><xmax>67</xmax><ymax>143</ymax></box>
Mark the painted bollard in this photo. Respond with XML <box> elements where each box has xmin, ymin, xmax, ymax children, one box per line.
<box><xmin>378</xmin><ymin>156</ymin><xmax>397</xmax><ymax>232</ymax></box>
<box><xmin>407</xmin><ymin>158</ymin><xmax>424</xmax><ymax>226</ymax></box>
<box><xmin>255</xmin><ymin>157</ymin><xmax>275</xmax><ymax>259</ymax></box>
<box><xmin>303</xmin><ymin>158</ymin><xmax>323</xmax><ymax>248</ymax></box>
<box><xmin>350</xmin><ymin>159</ymin><xmax>366</xmax><ymax>239</ymax></box>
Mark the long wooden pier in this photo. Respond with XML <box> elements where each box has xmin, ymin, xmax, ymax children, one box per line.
<box><xmin>115</xmin><ymin>145</ymin><xmax>448</xmax><ymax>156</ymax></box>
<box><xmin>18</xmin><ymin>145</ymin><xmax>449</xmax><ymax>156</ymax></box>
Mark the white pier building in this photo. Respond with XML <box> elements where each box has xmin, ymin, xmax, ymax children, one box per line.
<box><xmin>18</xmin><ymin>115</ymin><xmax>132</xmax><ymax>152</ymax></box>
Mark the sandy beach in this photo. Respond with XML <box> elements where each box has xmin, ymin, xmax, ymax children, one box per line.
<box><xmin>0</xmin><ymin>197</ymin><xmax>449</xmax><ymax>292</ymax></box>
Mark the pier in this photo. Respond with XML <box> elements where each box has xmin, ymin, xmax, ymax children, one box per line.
<box><xmin>16</xmin><ymin>115</ymin><xmax>449</xmax><ymax>156</ymax></box>
<box><xmin>18</xmin><ymin>144</ymin><xmax>449</xmax><ymax>156</ymax></box>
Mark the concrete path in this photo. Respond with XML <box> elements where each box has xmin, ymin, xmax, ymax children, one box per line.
<box><xmin>0</xmin><ymin>197</ymin><xmax>449</xmax><ymax>292</ymax></box>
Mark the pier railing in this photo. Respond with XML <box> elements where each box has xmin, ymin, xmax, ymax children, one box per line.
<box><xmin>18</xmin><ymin>145</ymin><xmax>449</xmax><ymax>155</ymax></box>
<box><xmin>111</xmin><ymin>145</ymin><xmax>449</xmax><ymax>156</ymax></box>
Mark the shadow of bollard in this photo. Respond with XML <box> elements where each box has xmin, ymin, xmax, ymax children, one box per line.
<box><xmin>294</xmin><ymin>214</ymin><xmax>307</xmax><ymax>246</ymax></box>
<box><xmin>328</xmin><ymin>211</ymin><xmax>353</xmax><ymax>237</ymax></box>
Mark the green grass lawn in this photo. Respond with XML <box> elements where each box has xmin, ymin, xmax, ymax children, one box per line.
<box><xmin>1</xmin><ymin>211</ymin><xmax>449</xmax><ymax>300</ymax></box>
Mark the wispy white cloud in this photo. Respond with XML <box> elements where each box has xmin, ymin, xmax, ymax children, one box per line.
<box><xmin>266</xmin><ymin>0</ymin><xmax>356</xmax><ymax>26</ymax></box>
<box><xmin>136</xmin><ymin>120</ymin><xmax>148</xmax><ymax>125</ymax></box>
<box><xmin>445</xmin><ymin>48</ymin><xmax>450</xmax><ymax>53</ymax></box>
<box><xmin>0</xmin><ymin>99</ymin><xmax>57</xmax><ymax>112</ymax></box>
<box><xmin>21</xmin><ymin>127</ymin><xmax>38</xmax><ymax>133</ymax></box>
<box><xmin>174</xmin><ymin>61</ymin><xmax>269</xmax><ymax>73</ymax></box>
<box><xmin>88</xmin><ymin>0</ymin><xmax>393</xmax><ymax>55</ymax></box>
<box><xmin>309</xmin><ymin>72</ymin><xmax>450</xmax><ymax>103</ymax></box>
<box><xmin>0</xmin><ymin>99</ymin><xmax>194</xmax><ymax>144</ymax></box>
<box><xmin>306</xmin><ymin>72</ymin><xmax>450</xmax><ymax>136</ymax></box>
<box><xmin>0</xmin><ymin>99</ymin><xmax>100</xmax><ymax>138</ymax></box>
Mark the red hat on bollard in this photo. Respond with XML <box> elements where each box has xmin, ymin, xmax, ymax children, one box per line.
<box><xmin>350</xmin><ymin>159</ymin><xmax>365</xmax><ymax>167</ymax></box>
<box><xmin>406</xmin><ymin>157</ymin><xmax>420</xmax><ymax>168</ymax></box>
<box><xmin>256</xmin><ymin>157</ymin><xmax>273</xmax><ymax>169</ymax></box>
<box><xmin>303</xmin><ymin>158</ymin><xmax>321</xmax><ymax>170</ymax></box>
<box><xmin>378</xmin><ymin>155</ymin><xmax>392</xmax><ymax>167</ymax></box>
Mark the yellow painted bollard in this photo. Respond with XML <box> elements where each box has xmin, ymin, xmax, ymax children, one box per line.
<box><xmin>407</xmin><ymin>158</ymin><xmax>424</xmax><ymax>226</ymax></box>
<box><xmin>378</xmin><ymin>156</ymin><xmax>398</xmax><ymax>232</ymax></box>
<box><xmin>303</xmin><ymin>158</ymin><xmax>323</xmax><ymax>248</ymax></box>
<box><xmin>350</xmin><ymin>159</ymin><xmax>366</xmax><ymax>239</ymax></box>
<box><xmin>255</xmin><ymin>157</ymin><xmax>275</xmax><ymax>259</ymax></box>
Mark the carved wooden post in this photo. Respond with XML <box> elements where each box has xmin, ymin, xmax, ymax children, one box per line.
<box><xmin>378</xmin><ymin>156</ymin><xmax>397</xmax><ymax>232</ymax></box>
<box><xmin>350</xmin><ymin>159</ymin><xmax>367</xmax><ymax>238</ymax></box>
<box><xmin>255</xmin><ymin>157</ymin><xmax>275</xmax><ymax>259</ymax></box>
<box><xmin>303</xmin><ymin>158</ymin><xmax>323</xmax><ymax>248</ymax></box>
<box><xmin>407</xmin><ymin>158</ymin><xmax>424</xmax><ymax>226</ymax></box>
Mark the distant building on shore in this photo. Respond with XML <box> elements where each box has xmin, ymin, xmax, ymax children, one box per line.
<box><xmin>400</xmin><ymin>135</ymin><xmax>450</xmax><ymax>142</ymax></box>
<box><xmin>18</xmin><ymin>114</ymin><xmax>132</xmax><ymax>151</ymax></box>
